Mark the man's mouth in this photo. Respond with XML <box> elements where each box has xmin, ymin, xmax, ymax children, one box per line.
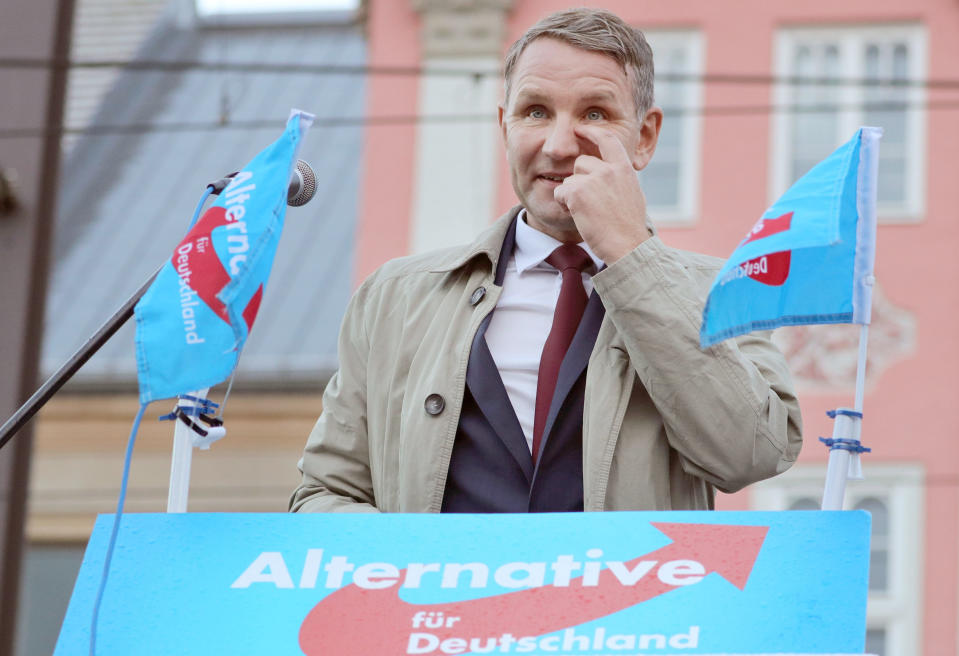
<box><xmin>538</xmin><ymin>174</ymin><xmax>569</xmax><ymax>183</ymax></box>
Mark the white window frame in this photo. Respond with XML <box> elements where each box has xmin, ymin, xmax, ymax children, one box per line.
<box><xmin>752</xmin><ymin>464</ymin><xmax>924</xmax><ymax>656</ymax></box>
<box><xmin>641</xmin><ymin>30</ymin><xmax>704</xmax><ymax>226</ymax></box>
<box><xmin>770</xmin><ymin>24</ymin><xmax>927</xmax><ymax>222</ymax></box>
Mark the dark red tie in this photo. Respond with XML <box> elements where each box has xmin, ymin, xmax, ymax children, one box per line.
<box><xmin>532</xmin><ymin>244</ymin><xmax>593</xmax><ymax>462</ymax></box>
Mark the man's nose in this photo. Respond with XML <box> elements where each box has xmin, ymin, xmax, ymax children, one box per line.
<box><xmin>542</xmin><ymin>117</ymin><xmax>580</xmax><ymax>160</ymax></box>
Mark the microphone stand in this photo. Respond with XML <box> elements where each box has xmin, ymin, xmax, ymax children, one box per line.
<box><xmin>0</xmin><ymin>269</ymin><xmax>157</xmax><ymax>450</ymax></box>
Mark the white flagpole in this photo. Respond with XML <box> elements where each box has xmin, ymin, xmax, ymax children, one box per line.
<box><xmin>853</xmin><ymin>323</ymin><xmax>869</xmax><ymax>413</ymax></box>
<box><xmin>167</xmin><ymin>390</ymin><xmax>207</xmax><ymax>512</ymax></box>
<box><xmin>819</xmin><ymin>126</ymin><xmax>880</xmax><ymax>511</ymax></box>
<box><xmin>167</xmin><ymin>388</ymin><xmax>225</xmax><ymax>512</ymax></box>
<box><xmin>820</xmin><ymin>325</ymin><xmax>869</xmax><ymax>510</ymax></box>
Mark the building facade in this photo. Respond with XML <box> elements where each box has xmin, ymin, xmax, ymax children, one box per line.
<box><xmin>21</xmin><ymin>0</ymin><xmax>959</xmax><ymax>654</ymax></box>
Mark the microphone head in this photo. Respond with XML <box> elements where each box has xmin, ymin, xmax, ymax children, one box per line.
<box><xmin>288</xmin><ymin>159</ymin><xmax>316</xmax><ymax>207</ymax></box>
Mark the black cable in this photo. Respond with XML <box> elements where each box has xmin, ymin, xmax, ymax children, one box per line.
<box><xmin>0</xmin><ymin>114</ymin><xmax>486</xmax><ymax>139</ymax></box>
<box><xmin>3</xmin><ymin>56</ymin><xmax>959</xmax><ymax>89</ymax></box>
<box><xmin>3</xmin><ymin>100</ymin><xmax>958</xmax><ymax>140</ymax></box>
<box><xmin>0</xmin><ymin>57</ymin><xmax>491</xmax><ymax>79</ymax></box>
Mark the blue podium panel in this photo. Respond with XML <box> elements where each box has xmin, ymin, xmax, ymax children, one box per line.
<box><xmin>57</xmin><ymin>512</ymin><xmax>869</xmax><ymax>655</ymax></box>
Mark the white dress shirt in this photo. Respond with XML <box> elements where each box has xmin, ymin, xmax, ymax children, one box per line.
<box><xmin>484</xmin><ymin>212</ymin><xmax>605</xmax><ymax>453</ymax></box>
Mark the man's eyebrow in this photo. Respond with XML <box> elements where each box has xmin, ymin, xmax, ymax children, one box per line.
<box><xmin>576</xmin><ymin>91</ymin><xmax>619</xmax><ymax>105</ymax></box>
<box><xmin>511</xmin><ymin>88</ymin><xmax>549</xmax><ymax>104</ymax></box>
<box><xmin>511</xmin><ymin>88</ymin><xmax>620</xmax><ymax>106</ymax></box>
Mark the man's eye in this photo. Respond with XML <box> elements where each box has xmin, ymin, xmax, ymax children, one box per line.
<box><xmin>585</xmin><ymin>109</ymin><xmax>605</xmax><ymax>121</ymax></box>
<box><xmin>527</xmin><ymin>107</ymin><xmax>547</xmax><ymax>119</ymax></box>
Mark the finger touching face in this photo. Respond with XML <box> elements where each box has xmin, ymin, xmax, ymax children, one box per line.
<box><xmin>572</xmin><ymin>110</ymin><xmax>662</xmax><ymax>172</ymax></box>
<box><xmin>572</xmin><ymin>125</ymin><xmax>632</xmax><ymax>165</ymax></box>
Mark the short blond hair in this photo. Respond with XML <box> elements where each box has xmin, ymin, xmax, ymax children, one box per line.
<box><xmin>503</xmin><ymin>7</ymin><xmax>655</xmax><ymax>117</ymax></box>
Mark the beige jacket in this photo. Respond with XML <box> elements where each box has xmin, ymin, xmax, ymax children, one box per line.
<box><xmin>291</xmin><ymin>209</ymin><xmax>802</xmax><ymax>513</ymax></box>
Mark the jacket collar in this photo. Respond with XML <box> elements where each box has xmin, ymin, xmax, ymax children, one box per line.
<box><xmin>427</xmin><ymin>206</ymin><xmax>523</xmax><ymax>274</ymax></box>
<box><xmin>427</xmin><ymin>205</ymin><xmax>657</xmax><ymax>274</ymax></box>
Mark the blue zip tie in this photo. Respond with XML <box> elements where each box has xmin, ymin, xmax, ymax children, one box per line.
<box><xmin>178</xmin><ymin>394</ymin><xmax>219</xmax><ymax>408</ymax></box>
<box><xmin>157</xmin><ymin>397</ymin><xmax>219</xmax><ymax>418</ymax></box>
<box><xmin>819</xmin><ymin>436</ymin><xmax>871</xmax><ymax>454</ymax></box>
<box><xmin>158</xmin><ymin>405</ymin><xmax>215</xmax><ymax>421</ymax></box>
<box><xmin>827</xmin><ymin>408</ymin><xmax>863</xmax><ymax>419</ymax></box>
<box><xmin>183</xmin><ymin>402</ymin><xmax>216</xmax><ymax>415</ymax></box>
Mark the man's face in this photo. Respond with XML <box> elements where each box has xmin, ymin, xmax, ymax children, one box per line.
<box><xmin>499</xmin><ymin>38</ymin><xmax>658</xmax><ymax>242</ymax></box>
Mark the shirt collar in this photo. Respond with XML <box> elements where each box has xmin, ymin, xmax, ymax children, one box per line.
<box><xmin>514</xmin><ymin>209</ymin><xmax>605</xmax><ymax>274</ymax></box>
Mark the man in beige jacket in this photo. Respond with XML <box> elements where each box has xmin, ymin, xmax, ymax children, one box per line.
<box><xmin>291</xmin><ymin>8</ymin><xmax>802</xmax><ymax>514</ymax></box>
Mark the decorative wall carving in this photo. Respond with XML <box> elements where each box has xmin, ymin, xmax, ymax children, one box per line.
<box><xmin>412</xmin><ymin>0</ymin><xmax>514</xmax><ymax>57</ymax></box>
<box><xmin>771</xmin><ymin>284</ymin><xmax>917</xmax><ymax>392</ymax></box>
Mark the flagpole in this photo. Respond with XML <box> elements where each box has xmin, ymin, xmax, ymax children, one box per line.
<box><xmin>819</xmin><ymin>126</ymin><xmax>880</xmax><ymax>511</ymax></box>
<box><xmin>820</xmin><ymin>324</ymin><xmax>870</xmax><ymax>510</ymax></box>
<box><xmin>854</xmin><ymin>324</ymin><xmax>869</xmax><ymax>413</ymax></box>
<box><xmin>164</xmin><ymin>389</ymin><xmax>226</xmax><ymax>512</ymax></box>
<box><xmin>166</xmin><ymin>390</ymin><xmax>206</xmax><ymax>512</ymax></box>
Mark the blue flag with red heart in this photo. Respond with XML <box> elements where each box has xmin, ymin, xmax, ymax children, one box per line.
<box><xmin>134</xmin><ymin>110</ymin><xmax>314</xmax><ymax>403</ymax></box>
<box><xmin>700</xmin><ymin>127</ymin><xmax>882</xmax><ymax>348</ymax></box>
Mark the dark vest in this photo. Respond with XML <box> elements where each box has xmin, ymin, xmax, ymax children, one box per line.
<box><xmin>442</xmin><ymin>220</ymin><xmax>605</xmax><ymax>513</ymax></box>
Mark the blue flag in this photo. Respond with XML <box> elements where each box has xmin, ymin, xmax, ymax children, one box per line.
<box><xmin>134</xmin><ymin>110</ymin><xmax>314</xmax><ymax>403</ymax></box>
<box><xmin>700</xmin><ymin>127</ymin><xmax>881</xmax><ymax>348</ymax></box>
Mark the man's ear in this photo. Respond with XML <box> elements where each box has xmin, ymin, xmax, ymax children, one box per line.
<box><xmin>498</xmin><ymin>103</ymin><xmax>507</xmax><ymax>141</ymax></box>
<box><xmin>632</xmin><ymin>106</ymin><xmax>663</xmax><ymax>171</ymax></box>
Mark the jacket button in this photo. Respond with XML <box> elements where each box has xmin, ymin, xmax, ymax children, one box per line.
<box><xmin>469</xmin><ymin>286</ymin><xmax>486</xmax><ymax>306</ymax></box>
<box><xmin>424</xmin><ymin>394</ymin><xmax>445</xmax><ymax>416</ymax></box>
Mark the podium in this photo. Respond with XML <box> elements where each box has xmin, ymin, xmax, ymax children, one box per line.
<box><xmin>56</xmin><ymin>511</ymin><xmax>871</xmax><ymax>655</ymax></box>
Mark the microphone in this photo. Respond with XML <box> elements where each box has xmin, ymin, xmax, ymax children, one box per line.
<box><xmin>287</xmin><ymin>159</ymin><xmax>317</xmax><ymax>207</ymax></box>
<box><xmin>206</xmin><ymin>159</ymin><xmax>316</xmax><ymax>207</ymax></box>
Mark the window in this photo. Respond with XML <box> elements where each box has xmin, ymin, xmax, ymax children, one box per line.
<box><xmin>771</xmin><ymin>25</ymin><xmax>926</xmax><ymax>220</ymax></box>
<box><xmin>194</xmin><ymin>0</ymin><xmax>361</xmax><ymax>25</ymax></box>
<box><xmin>640</xmin><ymin>30</ymin><xmax>703</xmax><ymax>225</ymax></box>
<box><xmin>752</xmin><ymin>464</ymin><xmax>923</xmax><ymax>656</ymax></box>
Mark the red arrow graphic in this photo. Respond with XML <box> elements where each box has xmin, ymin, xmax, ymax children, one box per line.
<box><xmin>298</xmin><ymin>522</ymin><xmax>768</xmax><ymax>654</ymax></box>
<box><xmin>743</xmin><ymin>212</ymin><xmax>793</xmax><ymax>245</ymax></box>
<box><xmin>171</xmin><ymin>205</ymin><xmax>262</xmax><ymax>331</ymax></box>
<box><xmin>738</xmin><ymin>211</ymin><xmax>793</xmax><ymax>286</ymax></box>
